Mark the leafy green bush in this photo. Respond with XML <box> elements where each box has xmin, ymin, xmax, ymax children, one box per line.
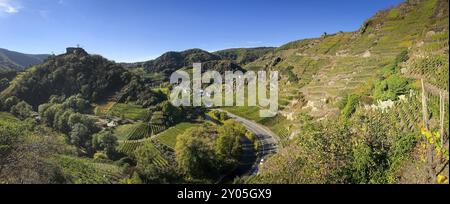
<box><xmin>10</xmin><ymin>101</ymin><xmax>33</xmax><ymax>119</ymax></box>
<box><xmin>373</xmin><ymin>75</ymin><xmax>410</xmax><ymax>101</ymax></box>
<box><xmin>342</xmin><ymin>94</ymin><xmax>360</xmax><ymax>119</ymax></box>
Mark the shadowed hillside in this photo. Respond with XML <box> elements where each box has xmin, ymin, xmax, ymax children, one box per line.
<box><xmin>0</xmin><ymin>48</ymin><xmax>50</xmax><ymax>72</ymax></box>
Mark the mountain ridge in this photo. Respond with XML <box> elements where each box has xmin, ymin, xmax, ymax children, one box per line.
<box><xmin>0</xmin><ymin>48</ymin><xmax>50</xmax><ymax>72</ymax></box>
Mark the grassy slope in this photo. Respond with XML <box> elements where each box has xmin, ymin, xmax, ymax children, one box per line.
<box><xmin>225</xmin><ymin>0</ymin><xmax>447</xmax><ymax>143</ymax></box>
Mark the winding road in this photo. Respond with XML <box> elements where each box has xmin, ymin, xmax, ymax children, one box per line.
<box><xmin>218</xmin><ymin>110</ymin><xmax>279</xmax><ymax>176</ymax></box>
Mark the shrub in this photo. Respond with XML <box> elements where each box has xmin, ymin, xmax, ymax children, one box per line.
<box><xmin>373</xmin><ymin>75</ymin><xmax>410</xmax><ymax>101</ymax></box>
<box><xmin>10</xmin><ymin>101</ymin><xmax>33</xmax><ymax>119</ymax></box>
<box><xmin>342</xmin><ymin>94</ymin><xmax>360</xmax><ymax>119</ymax></box>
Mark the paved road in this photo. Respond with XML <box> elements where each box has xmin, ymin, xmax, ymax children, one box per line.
<box><xmin>218</xmin><ymin>110</ymin><xmax>279</xmax><ymax>176</ymax></box>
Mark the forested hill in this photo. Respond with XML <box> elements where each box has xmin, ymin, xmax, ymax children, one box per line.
<box><xmin>0</xmin><ymin>48</ymin><xmax>164</xmax><ymax>109</ymax></box>
<box><xmin>0</xmin><ymin>48</ymin><xmax>50</xmax><ymax>72</ymax></box>
<box><xmin>140</xmin><ymin>48</ymin><xmax>271</xmax><ymax>77</ymax></box>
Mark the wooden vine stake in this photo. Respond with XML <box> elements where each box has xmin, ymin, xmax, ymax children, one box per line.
<box><xmin>421</xmin><ymin>79</ymin><xmax>429</xmax><ymax>131</ymax></box>
<box><xmin>439</xmin><ymin>91</ymin><xmax>445</xmax><ymax>147</ymax></box>
<box><xmin>421</xmin><ymin>79</ymin><xmax>436</xmax><ymax>183</ymax></box>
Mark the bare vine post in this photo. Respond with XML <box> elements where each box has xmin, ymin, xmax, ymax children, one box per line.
<box><xmin>421</xmin><ymin>79</ymin><xmax>429</xmax><ymax>130</ymax></box>
<box><xmin>421</xmin><ymin>79</ymin><xmax>436</xmax><ymax>183</ymax></box>
<box><xmin>440</xmin><ymin>91</ymin><xmax>445</xmax><ymax>147</ymax></box>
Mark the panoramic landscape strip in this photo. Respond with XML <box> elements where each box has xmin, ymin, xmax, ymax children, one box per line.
<box><xmin>0</xmin><ymin>0</ymin><xmax>448</xmax><ymax>187</ymax></box>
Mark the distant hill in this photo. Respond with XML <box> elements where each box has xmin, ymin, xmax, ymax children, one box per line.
<box><xmin>0</xmin><ymin>48</ymin><xmax>50</xmax><ymax>71</ymax></box>
<box><xmin>143</xmin><ymin>48</ymin><xmax>245</xmax><ymax>76</ymax></box>
<box><xmin>214</xmin><ymin>47</ymin><xmax>275</xmax><ymax>66</ymax></box>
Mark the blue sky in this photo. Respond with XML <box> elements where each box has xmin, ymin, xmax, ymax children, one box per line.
<box><xmin>1</xmin><ymin>0</ymin><xmax>403</xmax><ymax>62</ymax></box>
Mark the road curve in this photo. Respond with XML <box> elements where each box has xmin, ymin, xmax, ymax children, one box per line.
<box><xmin>218</xmin><ymin>110</ymin><xmax>279</xmax><ymax>175</ymax></box>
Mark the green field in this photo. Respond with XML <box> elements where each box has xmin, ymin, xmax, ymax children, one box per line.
<box><xmin>154</xmin><ymin>122</ymin><xmax>201</xmax><ymax>149</ymax></box>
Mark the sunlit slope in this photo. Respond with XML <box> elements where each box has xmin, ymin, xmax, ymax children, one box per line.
<box><xmin>244</xmin><ymin>0</ymin><xmax>447</xmax><ymax>119</ymax></box>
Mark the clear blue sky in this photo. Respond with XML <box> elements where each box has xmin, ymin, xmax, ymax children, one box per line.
<box><xmin>1</xmin><ymin>0</ymin><xmax>403</xmax><ymax>62</ymax></box>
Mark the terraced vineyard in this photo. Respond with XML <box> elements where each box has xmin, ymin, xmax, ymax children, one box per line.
<box><xmin>54</xmin><ymin>155</ymin><xmax>125</xmax><ymax>184</ymax></box>
<box><xmin>353</xmin><ymin>94</ymin><xmax>421</xmax><ymax>133</ymax></box>
<box><xmin>154</xmin><ymin>122</ymin><xmax>201</xmax><ymax>149</ymax></box>
<box><xmin>114</xmin><ymin>123</ymin><xmax>141</xmax><ymax>140</ymax></box>
<box><xmin>115</xmin><ymin>120</ymin><xmax>173</xmax><ymax>169</ymax></box>
<box><xmin>426</xmin><ymin>92</ymin><xmax>450</xmax><ymax>131</ymax></box>
<box><xmin>300</xmin><ymin>55</ymin><xmax>392</xmax><ymax>118</ymax></box>
<box><xmin>117</xmin><ymin>139</ymin><xmax>169</xmax><ymax>168</ymax></box>
<box><xmin>119</xmin><ymin>122</ymin><xmax>167</xmax><ymax>141</ymax></box>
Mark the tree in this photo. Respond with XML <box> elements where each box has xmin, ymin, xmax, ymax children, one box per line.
<box><xmin>63</xmin><ymin>94</ymin><xmax>90</xmax><ymax>113</ymax></box>
<box><xmin>214</xmin><ymin>121</ymin><xmax>245</xmax><ymax>172</ymax></box>
<box><xmin>69</xmin><ymin>123</ymin><xmax>90</xmax><ymax>150</ymax></box>
<box><xmin>10</xmin><ymin>101</ymin><xmax>33</xmax><ymax>119</ymax></box>
<box><xmin>54</xmin><ymin>110</ymin><xmax>73</xmax><ymax>134</ymax></box>
<box><xmin>68</xmin><ymin>112</ymin><xmax>97</xmax><ymax>132</ymax></box>
<box><xmin>0</xmin><ymin>78</ymin><xmax>9</xmax><ymax>92</ymax></box>
<box><xmin>160</xmin><ymin>101</ymin><xmax>182</xmax><ymax>125</ymax></box>
<box><xmin>175</xmin><ymin>126</ymin><xmax>218</xmax><ymax>179</ymax></box>
<box><xmin>3</xmin><ymin>96</ymin><xmax>18</xmax><ymax>112</ymax></box>
<box><xmin>92</xmin><ymin>131</ymin><xmax>118</xmax><ymax>159</ymax></box>
<box><xmin>134</xmin><ymin>142</ymin><xmax>182</xmax><ymax>183</ymax></box>
<box><xmin>216</xmin><ymin>120</ymin><xmax>244</xmax><ymax>160</ymax></box>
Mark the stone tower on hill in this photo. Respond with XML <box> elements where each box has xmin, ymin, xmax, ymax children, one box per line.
<box><xmin>66</xmin><ymin>47</ymin><xmax>88</xmax><ymax>56</ymax></box>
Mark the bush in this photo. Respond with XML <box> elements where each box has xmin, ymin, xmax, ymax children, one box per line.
<box><xmin>373</xmin><ymin>75</ymin><xmax>410</xmax><ymax>101</ymax></box>
<box><xmin>135</xmin><ymin>142</ymin><xmax>183</xmax><ymax>184</ymax></box>
<box><xmin>10</xmin><ymin>101</ymin><xmax>33</xmax><ymax>119</ymax></box>
<box><xmin>175</xmin><ymin>126</ymin><xmax>218</xmax><ymax>179</ymax></box>
<box><xmin>342</xmin><ymin>94</ymin><xmax>360</xmax><ymax>119</ymax></box>
<box><xmin>93</xmin><ymin>152</ymin><xmax>108</xmax><ymax>161</ymax></box>
<box><xmin>92</xmin><ymin>131</ymin><xmax>118</xmax><ymax>159</ymax></box>
<box><xmin>0</xmin><ymin>78</ymin><xmax>9</xmax><ymax>92</ymax></box>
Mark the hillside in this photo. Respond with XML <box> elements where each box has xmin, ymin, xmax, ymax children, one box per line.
<box><xmin>0</xmin><ymin>47</ymin><xmax>164</xmax><ymax>108</ymax></box>
<box><xmin>0</xmin><ymin>48</ymin><xmax>50</xmax><ymax>72</ymax></box>
<box><xmin>214</xmin><ymin>47</ymin><xmax>275</xmax><ymax>66</ymax></box>
<box><xmin>241</xmin><ymin>0</ymin><xmax>448</xmax><ymax>120</ymax></box>
<box><xmin>141</xmin><ymin>48</ymin><xmax>271</xmax><ymax>77</ymax></box>
<box><xmin>235</xmin><ymin>0</ymin><xmax>449</xmax><ymax>184</ymax></box>
<box><xmin>0</xmin><ymin>0</ymin><xmax>448</xmax><ymax>184</ymax></box>
<box><xmin>143</xmin><ymin>49</ymin><xmax>221</xmax><ymax>75</ymax></box>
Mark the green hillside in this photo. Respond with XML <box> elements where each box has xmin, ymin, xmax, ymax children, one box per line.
<box><xmin>0</xmin><ymin>48</ymin><xmax>49</xmax><ymax>71</ymax></box>
<box><xmin>237</xmin><ymin>0</ymin><xmax>449</xmax><ymax>184</ymax></box>
<box><xmin>214</xmin><ymin>47</ymin><xmax>275</xmax><ymax>65</ymax></box>
<box><xmin>0</xmin><ymin>0</ymin><xmax>448</xmax><ymax>184</ymax></box>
